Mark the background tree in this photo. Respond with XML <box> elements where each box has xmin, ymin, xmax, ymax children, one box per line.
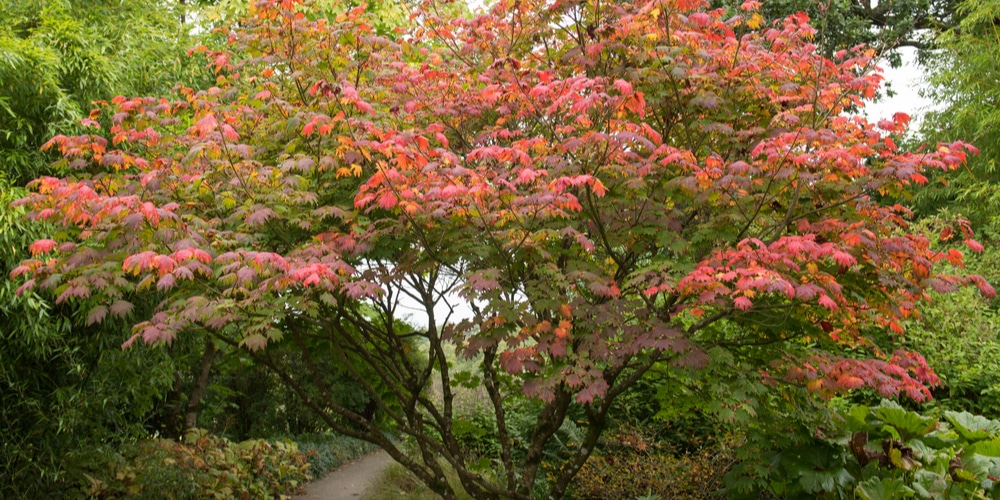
<box><xmin>0</xmin><ymin>0</ymin><xmax>204</xmax><ymax>184</ymax></box>
<box><xmin>11</xmin><ymin>0</ymin><xmax>993</xmax><ymax>498</ymax></box>
<box><xmin>0</xmin><ymin>1</ymin><xmax>217</xmax><ymax>496</ymax></box>
<box><xmin>713</xmin><ymin>0</ymin><xmax>962</xmax><ymax>64</ymax></box>
<box><xmin>915</xmin><ymin>0</ymin><xmax>1000</xmax><ymax>234</ymax></box>
<box><xmin>0</xmin><ymin>174</ymin><xmax>184</xmax><ymax>496</ymax></box>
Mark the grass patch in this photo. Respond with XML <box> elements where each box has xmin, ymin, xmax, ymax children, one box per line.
<box><xmin>362</xmin><ymin>461</ymin><xmax>473</xmax><ymax>500</ymax></box>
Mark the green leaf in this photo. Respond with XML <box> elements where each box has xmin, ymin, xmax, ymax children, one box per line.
<box><xmin>451</xmin><ymin>418</ymin><xmax>486</xmax><ymax>439</ymax></box>
<box><xmin>874</xmin><ymin>402</ymin><xmax>938</xmax><ymax>441</ymax></box>
<box><xmin>944</xmin><ymin>411</ymin><xmax>1000</xmax><ymax>443</ymax></box>
<box><xmin>960</xmin><ymin>453</ymin><xmax>994</xmax><ymax>481</ymax></box>
<box><xmin>968</xmin><ymin>437</ymin><xmax>1000</xmax><ymax>457</ymax></box>
<box><xmin>911</xmin><ymin>470</ymin><xmax>949</xmax><ymax>499</ymax></box>
<box><xmin>907</xmin><ymin>438</ymin><xmax>952</xmax><ymax>467</ymax></box>
<box><xmin>856</xmin><ymin>477</ymin><xmax>915</xmax><ymax>500</ymax></box>
<box><xmin>798</xmin><ymin>467</ymin><xmax>853</xmax><ymax>494</ymax></box>
<box><xmin>842</xmin><ymin>404</ymin><xmax>875</xmax><ymax>432</ymax></box>
<box><xmin>471</xmin><ymin>457</ymin><xmax>491</xmax><ymax>471</ymax></box>
<box><xmin>953</xmin><ymin>468</ymin><xmax>976</xmax><ymax>482</ymax></box>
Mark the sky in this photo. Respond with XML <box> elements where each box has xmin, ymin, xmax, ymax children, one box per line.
<box><xmin>863</xmin><ymin>47</ymin><xmax>939</xmax><ymax>132</ymax></box>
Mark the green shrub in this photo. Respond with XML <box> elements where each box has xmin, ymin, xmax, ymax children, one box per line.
<box><xmin>889</xmin><ymin>219</ymin><xmax>1000</xmax><ymax>417</ymax></box>
<box><xmin>903</xmin><ymin>284</ymin><xmax>1000</xmax><ymax>417</ymax></box>
<box><xmin>727</xmin><ymin>400</ymin><xmax>1000</xmax><ymax>498</ymax></box>
<box><xmin>294</xmin><ymin>431</ymin><xmax>380</xmax><ymax>478</ymax></box>
<box><xmin>80</xmin><ymin>429</ymin><xmax>310</xmax><ymax>499</ymax></box>
<box><xmin>572</xmin><ymin>427</ymin><xmax>735</xmax><ymax>499</ymax></box>
<box><xmin>435</xmin><ymin>353</ymin><xmax>589</xmax><ymax>494</ymax></box>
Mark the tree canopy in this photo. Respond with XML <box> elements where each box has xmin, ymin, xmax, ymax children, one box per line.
<box><xmin>9</xmin><ymin>0</ymin><xmax>995</xmax><ymax>497</ymax></box>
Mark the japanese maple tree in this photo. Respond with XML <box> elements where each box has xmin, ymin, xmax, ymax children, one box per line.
<box><xmin>11</xmin><ymin>0</ymin><xmax>993</xmax><ymax>497</ymax></box>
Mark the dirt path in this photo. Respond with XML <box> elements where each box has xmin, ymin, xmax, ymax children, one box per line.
<box><xmin>295</xmin><ymin>450</ymin><xmax>394</xmax><ymax>500</ymax></box>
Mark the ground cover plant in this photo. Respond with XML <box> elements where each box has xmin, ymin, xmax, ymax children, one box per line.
<box><xmin>295</xmin><ymin>431</ymin><xmax>381</xmax><ymax>478</ymax></box>
<box><xmin>9</xmin><ymin>0</ymin><xmax>997</xmax><ymax>497</ymax></box>
<box><xmin>746</xmin><ymin>400</ymin><xmax>1000</xmax><ymax>498</ymax></box>
<box><xmin>79</xmin><ymin>428</ymin><xmax>311</xmax><ymax>499</ymax></box>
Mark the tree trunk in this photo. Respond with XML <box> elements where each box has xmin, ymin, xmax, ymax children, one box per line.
<box><xmin>183</xmin><ymin>338</ymin><xmax>215</xmax><ymax>430</ymax></box>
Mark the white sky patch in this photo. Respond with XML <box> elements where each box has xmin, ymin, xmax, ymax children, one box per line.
<box><xmin>863</xmin><ymin>46</ymin><xmax>941</xmax><ymax>135</ymax></box>
<box><xmin>393</xmin><ymin>288</ymin><xmax>476</xmax><ymax>330</ymax></box>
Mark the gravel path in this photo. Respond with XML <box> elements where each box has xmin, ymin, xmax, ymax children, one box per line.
<box><xmin>295</xmin><ymin>450</ymin><xmax>394</xmax><ymax>500</ymax></box>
